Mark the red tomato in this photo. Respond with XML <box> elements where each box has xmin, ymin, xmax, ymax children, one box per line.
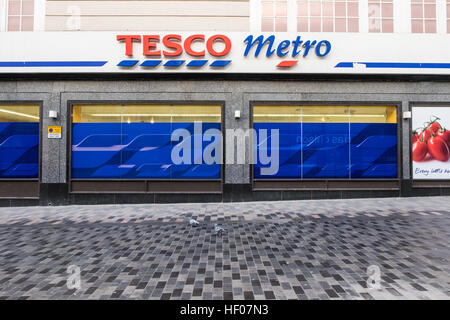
<box><xmin>412</xmin><ymin>140</ymin><xmax>428</xmax><ymax>162</ymax></box>
<box><xmin>427</xmin><ymin>136</ymin><xmax>450</xmax><ymax>162</ymax></box>
<box><xmin>412</xmin><ymin>130</ymin><xmax>421</xmax><ymax>144</ymax></box>
<box><xmin>437</xmin><ymin>128</ymin><xmax>450</xmax><ymax>146</ymax></box>
<box><xmin>429</xmin><ymin>121</ymin><xmax>442</xmax><ymax>134</ymax></box>
<box><xmin>419</xmin><ymin>128</ymin><xmax>432</xmax><ymax>142</ymax></box>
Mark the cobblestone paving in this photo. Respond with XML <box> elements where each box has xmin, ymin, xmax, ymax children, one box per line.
<box><xmin>0</xmin><ymin>196</ymin><xmax>449</xmax><ymax>300</ymax></box>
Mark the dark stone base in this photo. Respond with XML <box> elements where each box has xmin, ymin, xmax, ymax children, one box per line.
<box><xmin>39</xmin><ymin>183</ymin><xmax>69</xmax><ymax>206</ymax></box>
<box><xmin>0</xmin><ymin>199</ymin><xmax>40</xmax><ymax>207</ymax></box>
<box><xmin>0</xmin><ymin>180</ymin><xmax>449</xmax><ymax>207</ymax></box>
<box><xmin>400</xmin><ymin>179</ymin><xmax>450</xmax><ymax>197</ymax></box>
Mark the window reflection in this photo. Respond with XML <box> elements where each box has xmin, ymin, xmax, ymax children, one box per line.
<box><xmin>7</xmin><ymin>0</ymin><xmax>34</xmax><ymax>32</ymax></box>
<box><xmin>411</xmin><ymin>0</ymin><xmax>436</xmax><ymax>34</ymax></box>
<box><xmin>262</xmin><ymin>0</ymin><xmax>288</xmax><ymax>32</ymax></box>
<box><xmin>296</xmin><ymin>0</ymin><xmax>359</xmax><ymax>33</ymax></box>
<box><xmin>369</xmin><ymin>0</ymin><xmax>393</xmax><ymax>33</ymax></box>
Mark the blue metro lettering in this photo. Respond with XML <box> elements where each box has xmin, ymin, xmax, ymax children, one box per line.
<box><xmin>315</xmin><ymin>40</ymin><xmax>332</xmax><ymax>57</ymax></box>
<box><xmin>244</xmin><ymin>35</ymin><xmax>276</xmax><ymax>57</ymax></box>
<box><xmin>302</xmin><ymin>40</ymin><xmax>317</xmax><ymax>57</ymax></box>
<box><xmin>292</xmin><ymin>36</ymin><xmax>303</xmax><ymax>56</ymax></box>
<box><xmin>276</xmin><ymin>40</ymin><xmax>291</xmax><ymax>57</ymax></box>
<box><xmin>244</xmin><ymin>35</ymin><xmax>331</xmax><ymax>58</ymax></box>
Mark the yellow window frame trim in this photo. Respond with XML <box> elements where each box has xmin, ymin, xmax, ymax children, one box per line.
<box><xmin>0</xmin><ymin>105</ymin><xmax>40</xmax><ymax>122</ymax></box>
<box><xmin>253</xmin><ymin>105</ymin><xmax>397</xmax><ymax>123</ymax></box>
<box><xmin>73</xmin><ymin>105</ymin><xmax>222</xmax><ymax>123</ymax></box>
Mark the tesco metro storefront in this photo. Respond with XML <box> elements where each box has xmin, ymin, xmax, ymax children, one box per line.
<box><xmin>0</xmin><ymin>31</ymin><xmax>450</xmax><ymax>206</ymax></box>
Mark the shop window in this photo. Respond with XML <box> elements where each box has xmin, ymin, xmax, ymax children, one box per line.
<box><xmin>411</xmin><ymin>0</ymin><xmax>436</xmax><ymax>33</ymax></box>
<box><xmin>297</xmin><ymin>0</ymin><xmax>359</xmax><ymax>32</ymax></box>
<box><xmin>262</xmin><ymin>0</ymin><xmax>288</xmax><ymax>32</ymax></box>
<box><xmin>0</xmin><ymin>105</ymin><xmax>40</xmax><ymax>178</ymax></box>
<box><xmin>253</xmin><ymin>105</ymin><xmax>397</xmax><ymax>180</ymax></box>
<box><xmin>7</xmin><ymin>0</ymin><xmax>34</xmax><ymax>31</ymax></box>
<box><xmin>71</xmin><ymin>105</ymin><xmax>222</xmax><ymax>180</ymax></box>
<box><xmin>368</xmin><ymin>0</ymin><xmax>394</xmax><ymax>33</ymax></box>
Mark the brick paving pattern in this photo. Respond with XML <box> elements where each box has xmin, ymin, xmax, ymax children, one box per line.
<box><xmin>0</xmin><ymin>196</ymin><xmax>449</xmax><ymax>300</ymax></box>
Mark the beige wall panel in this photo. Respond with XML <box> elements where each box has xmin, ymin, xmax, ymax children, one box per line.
<box><xmin>45</xmin><ymin>16</ymin><xmax>250</xmax><ymax>31</ymax></box>
<box><xmin>47</xmin><ymin>0</ymin><xmax>248</xmax><ymax>1</ymax></box>
<box><xmin>46</xmin><ymin>1</ymin><xmax>249</xmax><ymax>17</ymax></box>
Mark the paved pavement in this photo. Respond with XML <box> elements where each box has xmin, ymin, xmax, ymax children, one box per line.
<box><xmin>0</xmin><ymin>196</ymin><xmax>449</xmax><ymax>300</ymax></box>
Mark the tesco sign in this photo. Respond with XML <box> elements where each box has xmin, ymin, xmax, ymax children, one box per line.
<box><xmin>116</xmin><ymin>34</ymin><xmax>332</xmax><ymax>59</ymax></box>
<box><xmin>2</xmin><ymin>31</ymin><xmax>450</xmax><ymax>75</ymax></box>
<box><xmin>117</xmin><ymin>34</ymin><xmax>232</xmax><ymax>57</ymax></box>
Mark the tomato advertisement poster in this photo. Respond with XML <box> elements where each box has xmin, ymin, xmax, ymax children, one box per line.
<box><xmin>412</xmin><ymin>107</ymin><xmax>450</xmax><ymax>179</ymax></box>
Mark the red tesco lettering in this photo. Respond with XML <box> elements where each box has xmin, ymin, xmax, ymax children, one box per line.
<box><xmin>117</xmin><ymin>34</ymin><xmax>231</xmax><ymax>57</ymax></box>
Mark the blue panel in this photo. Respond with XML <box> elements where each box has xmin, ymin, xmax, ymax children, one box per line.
<box><xmin>117</xmin><ymin>60</ymin><xmax>139</xmax><ymax>67</ymax></box>
<box><xmin>334</xmin><ymin>62</ymin><xmax>354</xmax><ymax>68</ymax></box>
<box><xmin>210</xmin><ymin>60</ymin><xmax>232</xmax><ymax>67</ymax></box>
<box><xmin>135</xmin><ymin>164</ymin><xmax>171</xmax><ymax>178</ymax></box>
<box><xmin>0</xmin><ymin>123</ymin><xmax>39</xmax><ymax>178</ymax></box>
<box><xmin>363</xmin><ymin>62</ymin><xmax>450</xmax><ymax>69</ymax></box>
<box><xmin>3</xmin><ymin>164</ymin><xmax>39</xmax><ymax>177</ymax></box>
<box><xmin>253</xmin><ymin>122</ymin><xmax>397</xmax><ymax>180</ymax></box>
<box><xmin>254</xmin><ymin>123</ymin><xmax>301</xmax><ymax>179</ymax></box>
<box><xmin>335</xmin><ymin>62</ymin><xmax>450</xmax><ymax>69</ymax></box>
<box><xmin>164</xmin><ymin>60</ymin><xmax>185</xmax><ymax>67</ymax></box>
<box><xmin>302</xmin><ymin>123</ymin><xmax>350</xmax><ymax>178</ymax></box>
<box><xmin>25</xmin><ymin>61</ymin><xmax>107</xmax><ymax>67</ymax></box>
<box><xmin>140</xmin><ymin>60</ymin><xmax>162</xmax><ymax>67</ymax></box>
<box><xmin>0</xmin><ymin>61</ymin><xmax>107</xmax><ymax>67</ymax></box>
<box><xmin>72</xmin><ymin>123</ymin><xmax>121</xmax><ymax>178</ymax></box>
<box><xmin>121</xmin><ymin>123</ymin><xmax>173</xmax><ymax>179</ymax></box>
<box><xmin>186</xmin><ymin>60</ymin><xmax>208</xmax><ymax>67</ymax></box>
<box><xmin>350</xmin><ymin>123</ymin><xmax>397</xmax><ymax>178</ymax></box>
<box><xmin>71</xmin><ymin>122</ymin><xmax>221</xmax><ymax>179</ymax></box>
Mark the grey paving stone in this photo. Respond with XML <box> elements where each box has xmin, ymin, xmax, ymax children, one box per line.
<box><xmin>0</xmin><ymin>196</ymin><xmax>449</xmax><ymax>300</ymax></box>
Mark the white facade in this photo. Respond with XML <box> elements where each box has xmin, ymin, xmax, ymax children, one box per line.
<box><xmin>0</xmin><ymin>31</ymin><xmax>449</xmax><ymax>76</ymax></box>
<box><xmin>0</xmin><ymin>0</ymin><xmax>449</xmax><ymax>77</ymax></box>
